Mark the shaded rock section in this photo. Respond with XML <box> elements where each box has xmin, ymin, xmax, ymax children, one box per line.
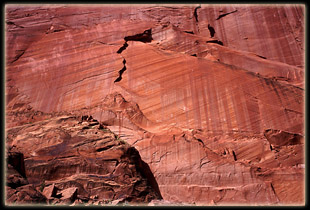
<box><xmin>6</xmin><ymin>147</ymin><xmax>47</xmax><ymax>204</ymax></box>
<box><xmin>264</xmin><ymin>129</ymin><xmax>304</xmax><ymax>147</ymax></box>
<box><xmin>124</xmin><ymin>29</ymin><xmax>153</xmax><ymax>43</ymax></box>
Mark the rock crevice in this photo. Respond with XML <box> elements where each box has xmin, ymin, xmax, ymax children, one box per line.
<box><xmin>193</xmin><ymin>6</ymin><xmax>201</xmax><ymax>22</ymax></box>
<box><xmin>124</xmin><ymin>29</ymin><xmax>153</xmax><ymax>43</ymax></box>
<box><xmin>114</xmin><ymin>58</ymin><xmax>127</xmax><ymax>83</ymax></box>
<box><xmin>216</xmin><ymin>9</ymin><xmax>238</xmax><ymax>20</ymax></box>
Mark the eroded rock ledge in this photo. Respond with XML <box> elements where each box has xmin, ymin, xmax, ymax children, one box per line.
<box><xmin>6</xmin><ymin>115</ymin><xmax>162</xmax><ymax>205</ymax></box>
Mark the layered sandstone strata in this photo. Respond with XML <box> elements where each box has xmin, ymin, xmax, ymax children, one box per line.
<box><xmin>5</xmin><ymin>4</ymin><xmax>304</xmax><ymax>205</ymax></box>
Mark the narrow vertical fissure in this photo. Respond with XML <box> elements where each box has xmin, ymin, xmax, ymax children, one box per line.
<box><xmin>193</xmin><ymin>6</ymin><xmax>201</xmax><ymax>33</ymax></box>
<box><xmin>232</xmin><ymin>150</ymin><xmax>237</xmax><ymax>161</ymax></box>
<box><xmin>114</xmin><ymin>58</ymin><xmax>127</xmax><ymax>83</ymax></box>
<box><xmin>208</xmin><ymin>24</ymin><xmax>216</xmax><ymax>38</ymax></box>
<box><xmin>194</xmin><ymin>6</ymin><xmax>201</xmax><ymax>22</ymax></box>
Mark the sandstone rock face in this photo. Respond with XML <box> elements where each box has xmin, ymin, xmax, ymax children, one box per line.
<box><xmin>5</xmin><ymin>4</ymin><xmax>304</xmax><ymax>205</ymax></box>
<box><xmin>6</xmin><ymin>115</ymin><xmax>162</xmax><ymax>205</ymax></box>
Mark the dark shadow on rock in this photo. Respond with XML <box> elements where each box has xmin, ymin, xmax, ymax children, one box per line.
<box><xmin>125</xmin><ymin>147</ymin><xmax>163</xmax><ymax>199</ymax></box>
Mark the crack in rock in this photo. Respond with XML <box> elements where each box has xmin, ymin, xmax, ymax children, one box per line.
<box><xmin>216</xmin><ymin>9</ymin><xmax>238</xmax><ymax>20</ymax></box>
<box><xmin>184</xmin><ymin>30</ymin><xmax>194</xmax><ymax>34</ymax></box>
<box><xmin>232</xmin><ymin>150</ymin><xmax>237</xmax><ymax>161</ymax></box>
<box><xmin>208</xmin><ymin>24</ymin><xmax>216</xmax><ymax>38</ymax></box>
<box><xmin>193</xmin><ymin>6</ymin><xmax>201</xmax><ymax>22</ymax></box>
<box><xmin>114</xmin><ymin>58</ymin><xmax>127</xmax><ymax>83</ymax></box>
<box><xmin>98</xmin><ymin>41</ymin><xmax>118</xmax><ymax>46</ymax></box>
<box><xmin>6</xmin><ymin>20</ymin><xmax>24</xmax><ymax>28</ymax></box>
<box><xmin>151</xmin><ymin>151</ymin><xmax>171</xmax><ymax>163</ymax></box>
<box><xmin>195</xmin><ymin>138</ymin><xmax>205</xmax><ymax>147</ymax></box>
<box><xmin>115</xmin><ymin>28</ymin><xmax>153</xmax><ymax>83</ymax></box>
<box><xmin>193</xmin><ymin>6</ymin><xmax>201</xmax><ymax>33</ymax></box>
<box><xmin>116</xmin><ymin>42</ymin><xmax>129</xmax><ymax>54</ymax></box>
<box><xmin>206</xmin><ymin>40</ymin><xmax>224</xmax><ymax>46</ymax></box>
<box><xmin>10</xmin><ymin>50</ymin><xmax>25</xmax><ymax>64</ymax></box>
<box><xmin>199</xmin><ymin>156</ymin><xmax>211</xmax><ymax>169</ymax></box>
<box><xmin>255</xmin><ymin>54</ymin><xmax>267</xmax><ymax>59</ymax></box>
<box><xmin>270</xmin><ymin>182</ymin><xmax>280</xmax><ymax>202</ymax></box>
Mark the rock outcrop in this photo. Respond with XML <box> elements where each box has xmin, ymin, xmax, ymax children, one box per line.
<box><xmin>6</xmin><ymin>115</ymin><xmax>162</xmax><ymax>205</ymax></box>
<box><xmin>5</xmin><ymin>4</ymin><xmax>304</xmax><ymax>205</ymax></box>
<box><xmin>6</xmin><ymin>147</ymin><xmax>47</xmax><ymax>204</ymax></box>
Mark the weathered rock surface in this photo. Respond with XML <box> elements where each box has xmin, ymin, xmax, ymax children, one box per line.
<box><xmin>5</xmin><ymin>4</ymin><xmax>304</xmax><ymax>206</ymax></box>
<box><xmin>6</xmin><ymin>115</ymin><xmax>162</xmax><ymax>205</ymax></box>
<box><xmin>264</xmin><ymin>129</ymin><xmax>304</xmax><ymax>147</ymax></box>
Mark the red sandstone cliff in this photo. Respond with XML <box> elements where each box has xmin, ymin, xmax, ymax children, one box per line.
<box><xmin>5</xmin><ymin>4</ymin><xmax>304</xmax><ymax>206</ymax></box>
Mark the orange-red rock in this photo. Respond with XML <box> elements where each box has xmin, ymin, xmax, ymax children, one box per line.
<box><xmin>5</xmin><ymin>115</ymin><xmax>162</xmax><ymax>205</ymax></box>
<box><xmin>5</xmin><ymin>4</ymin><xmax>304</xmax><ymax>206</ymax></box>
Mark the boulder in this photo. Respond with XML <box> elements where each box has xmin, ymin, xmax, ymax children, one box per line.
<box><xmin>42</xmin><ymin>184</ymin><xmax>58</xmax><ymax>199</ymax></box>
<box><xmin>59</xmin><ymin>187</ymin><xmax>78</xmax><ymax>203</ymax></box>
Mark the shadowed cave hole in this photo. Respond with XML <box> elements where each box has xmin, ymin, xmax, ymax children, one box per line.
<box><xmin>124</xmin><ymin>29</ymin><xmax>153</xmax><ymax>43</ymax></box>
<box><xmin>117</xmin><ymin>29</ymin><xmax>153</xmax><ymax>54</ymax></box>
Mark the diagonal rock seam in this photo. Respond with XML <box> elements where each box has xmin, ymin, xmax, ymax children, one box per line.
<box><xmin>255</xmin><ymin>54</ymin><xmax>267</xmax><ymax>59</ymax></box>
<box><xmin>6</xmin><ymin>20</ymin><xmax>24</xmax><ymax>28</ymax></box>
<box><xmin>10</xmin><ymin>49</ymin><xmax>25</xmax><ymax>64</ymax></box>
<box><xmin>216</xmin><ymin>9</ymin><xmax>238</xmax><ymax>20</ymax></box>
